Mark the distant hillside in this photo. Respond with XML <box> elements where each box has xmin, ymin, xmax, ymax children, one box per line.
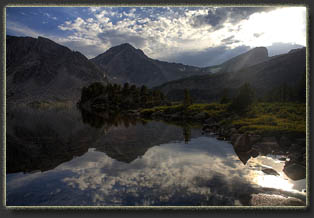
<box><xmin>6</xmin><ymin>35</ymin><xmax>107</xmax><ymax>104</ymax></box>
<box><xmin>155</xmin><ymin>47</ymin><xmax>306</xmax><ymax>102</ymax></box>
<box><xmin>204</xmin><ymin>47</ymin><xmax>269</xmax><ymax>73</ymax></box>
<box><xmin>90</xmin><ymin>43</ymin><xmax>211</xmax><ymax>87</ymax></box>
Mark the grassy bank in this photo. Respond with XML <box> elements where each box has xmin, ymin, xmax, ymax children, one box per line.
<box><xmin>139</xmin><ymin>102</ymin><xmax>306</xmax><ymax>137</ymax></box>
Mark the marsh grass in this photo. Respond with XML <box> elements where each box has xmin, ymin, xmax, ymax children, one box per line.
<box><xmin>140</xmin><ymin>102</ymin><xmax>305</xmax><ymax>137</ymax></box>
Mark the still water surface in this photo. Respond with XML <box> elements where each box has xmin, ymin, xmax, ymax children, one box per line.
<box><xmin>6</xmin><ymin>106</ymin><xmax>306</xmax><ymax>206</ymax></box>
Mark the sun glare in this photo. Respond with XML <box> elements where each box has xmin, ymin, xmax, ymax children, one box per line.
<box><xmin>235</xmin><ymin>7</ymin><xmax>306</xmax><ymax>48</ymax></box>
<box><xmin>253</xmin><ymin>173</ymin><xmax>295</xmax><ymax>192</ymax></box>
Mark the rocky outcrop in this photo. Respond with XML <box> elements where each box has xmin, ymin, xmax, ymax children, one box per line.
<box><xmin>201</xmin><ymin>119</ymin><xmax>306</xmax><ymax>175</ymax></box>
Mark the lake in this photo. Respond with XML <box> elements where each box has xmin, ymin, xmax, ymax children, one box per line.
<box><xmin>6</xmin><ymin>106</ymin><xmax>306</xmax><ymax>206</ymax></box>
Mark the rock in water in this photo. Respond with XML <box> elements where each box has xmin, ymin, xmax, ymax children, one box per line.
<box><xmin>283</xmin><ymin>163</ymin><xmax>306</xmax><ymax>180</ymax></box>
<box><xmin>234</xmin><ymin>133</ymin><xmax>252</xmax><ymax>152</ymax></box>
<box><xmin>262</xmin><ymin>168</ymin><xmax>280</xmax><ymax>176</ymax></box>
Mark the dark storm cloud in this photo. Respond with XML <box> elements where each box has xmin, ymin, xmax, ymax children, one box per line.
<box><xmin>266</xmin><ymin>42</ymin><xmax>305</xmax><ymax>56</ymax></box>
<box><xmin>191</xmin><ymin>7</ymin><xmax>276</xmax><ymax>30</ymax></box>
<box><xmin>221</xmin><ymin>36</ymin><xmax>234</xmax><ymax>42</ymax></box>
<box><xmin>221</xmin><ymin>36</ymin><xmax>240</xmax><ymax>45</ymax></box>
<box><xmin>165</xmin><ymin>45</ymin><xmax>250</xmax><ymax>67</ymax></box>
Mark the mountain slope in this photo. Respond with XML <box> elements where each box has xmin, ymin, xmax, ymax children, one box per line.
<box><xmin>155</xmin><ymin>47</ymin><xmax>306</xmax><ymax>102</ymax></box>
<box><xmin>90</xmin><ymin>43</ymin><xmax>210</xmax><ymax>87</ymax></box>
<box><xmin>204</xmin><ymin>47</ymin><xmax>269</xmax><ymax>73</ymax></box>
<box><xmin>6</xmin><ymin>35</ymin><xmax>107</xmax><ymax>103</ymax></box>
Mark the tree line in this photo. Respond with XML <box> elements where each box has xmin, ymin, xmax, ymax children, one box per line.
<box><xmin>79</xmin><ymin>82</ymin><xmax>166</xmax><ymax>111</ymax></box>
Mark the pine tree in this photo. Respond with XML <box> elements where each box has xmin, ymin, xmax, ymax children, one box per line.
<box><xmin>230</xmin><ymin>83</ymin><xmax>255</xmax><ymax>113</ymax></box>
<box><xmin>183</xmin><ymin>89</ymin><xmax>192</xmax><ymax>108</ymax></box>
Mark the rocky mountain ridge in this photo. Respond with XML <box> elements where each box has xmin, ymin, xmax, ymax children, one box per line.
<box><xmin>155</xmin><ymin>47</ymin><xmax>306</xmax><ymax>102</ymax></box>
<box><xmin>6</xmin><ymin>35</ymin><xmax>107</xmax><ymax>104</ymax></box>
<box><xmin>90</xmin><ymin>43</ymin><xmax>212</xmax><ymax>87</ymax></box>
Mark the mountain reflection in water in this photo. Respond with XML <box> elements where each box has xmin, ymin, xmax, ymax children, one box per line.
<box><xmin>6</xmin><ymin>107</ymin><xmax>306</xmax><ymax>206</ymax></box>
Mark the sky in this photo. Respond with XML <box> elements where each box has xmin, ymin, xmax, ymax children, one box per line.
<box><xmin>6</xmin><ymin>6</ymin><xmax>306</xmax><ymax>67</ymax></box>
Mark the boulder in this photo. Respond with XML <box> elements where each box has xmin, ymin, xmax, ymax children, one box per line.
<box><xmin>283</xmin><ymin>163</ymin><xmax>306</xmax><ymax>180</ymax></box>
<box><xmin>234</xmin><ymin>150</ymin><xmax>251</xmax><ymax>165</ymax></box>
<box><xmin>231</xmin><ymin>134</ymin><xmax>241</xmax><ymax>145</ymax></box>
<box><xmin>233</xmin><ymin>133</ymin><xmax>252</xmax><ymax>152</ymax></box>
<box><xmin>262</xmin><ymin>168</ymin><xmax>280</xmax><ymax>176</ymax></box>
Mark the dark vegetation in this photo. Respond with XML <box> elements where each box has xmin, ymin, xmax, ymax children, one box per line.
<box><xmin>78</xmin><ymin>74</ymin><xmax>306</xmax><ymax>138</ymax></box>
<box><xmin>78</xmin><ymin>82</ymin><xmax>166</xmax><ymax>112</ymax></box>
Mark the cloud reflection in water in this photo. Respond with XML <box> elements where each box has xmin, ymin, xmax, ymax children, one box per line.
<box><xmin>7</xmin><ymin>136</ymin><xmax>305</xmax><ymax>206</ymax></box>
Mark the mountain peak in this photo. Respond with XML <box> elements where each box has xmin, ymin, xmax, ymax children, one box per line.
<box><xmin>109</xmin><ymin>43</ymin><xmax>137</xmax><ymax>52</ymax></box>
<box><xmin>108</xmin><ymin>43</ymin><xmax>146</xmax><ymax>57</ymax></box>
<box><xmin>249</xmin><ymin>46</ymin><xmax>268</xmax><ymax>56</ymax></box>
<box><xmin>218</xmin><ymin>46</ymin><xmax>269</xmax><ymax>72</ymax></box>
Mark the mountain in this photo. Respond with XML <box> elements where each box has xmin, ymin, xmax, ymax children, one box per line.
<box><xmin>90</xmin><ymin>43</ymin><xmax>210</xmax><ymax>87</ymax></box>
<box><xmin>155</xmin><ymin>47</ymin><xmax>306</xmax><ymax>102</ymax></box>
<box><xmin>6</xmin><ymin>35</ymin><xmax>107</xmax><ymax>104</ymax></box>
<box><xmin>204</xmin><ymin>47</ymin><xmax>269</xmax><ymax>73</ymax></box>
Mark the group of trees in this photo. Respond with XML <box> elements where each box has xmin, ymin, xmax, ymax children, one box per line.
<box><xmin>263</xmin><ymin>75</ymin><xmax>306</xmax><ymax>103</ymax></box>
<box><xmin>80</xmin><ymin>72</ymin><xmax>305</xmax><ymax>115</ymax></box>
<box><xmin>79</xmin><ymin>82</ymin><xmax>166</xmax><ymax>111</ymax></box>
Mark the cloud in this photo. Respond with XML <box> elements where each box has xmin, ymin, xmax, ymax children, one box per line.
<box><xmin>191</xmin><ymin>7</ymin><xmax>276</xmax><ymax>30</ymax></box>
<box><xmin>97</xmin><ymin>30</ymin><xmax>147</xmax><ymax>49</ymax></box>
<box><xmin>7</xmin><ymin>7</ymin><xmax>306</xmax><ymax>66</ymax></box>
<box><xmin>56</xmin><ymin>7</ymin><xmax>293</xmax><ymax>64</ymax></box>
<box><xmin>44</xmin><ymin>12</ymin><xmax>57</xmax><ymax>20</ymax></box>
